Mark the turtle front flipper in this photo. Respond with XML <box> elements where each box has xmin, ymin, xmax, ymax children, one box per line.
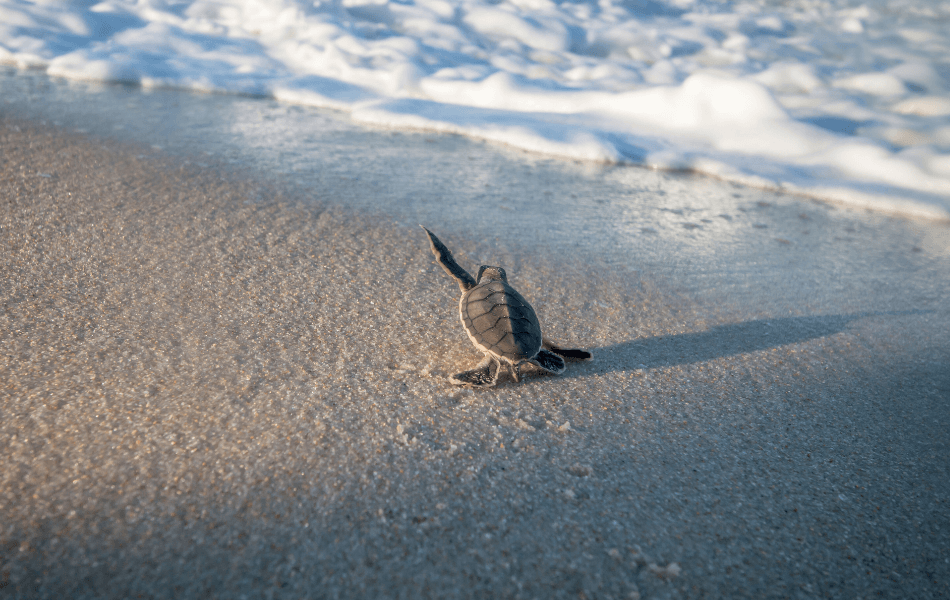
<box><xmin>531</xmin><ymin>349</ymin><xmax>566</xmax><ymax>375</ymax></box>
<box><xmin>449</xmin><ymin>356</ymin><xmax>499</xmax><ymax>388</ymax></box>
<box><xmin>422</xmin><ymin>226</ymin><xmax>477</xmax><ymax>293</ymax></box>
<box><xmin>542</xmin><ymin>337</ymin><xmax>593</xmax><ymax>361</ymax></box>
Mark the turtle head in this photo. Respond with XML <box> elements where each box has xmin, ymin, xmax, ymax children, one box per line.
<box><xmin>476</xmin><ymin>266</ymin><xmax>507</xmax><ymax>283</ymax></box>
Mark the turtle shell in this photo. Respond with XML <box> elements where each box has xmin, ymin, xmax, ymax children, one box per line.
<box><xmin>460</xmin><ymin>279</ymin><xmax>543</xmax><ymax>362</ymax></box>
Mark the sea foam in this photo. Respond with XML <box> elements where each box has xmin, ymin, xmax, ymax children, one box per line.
<box><xmin>1</xmin><ymin>0</ymin><xmax>948</xmax><ymax>218</ymax></box>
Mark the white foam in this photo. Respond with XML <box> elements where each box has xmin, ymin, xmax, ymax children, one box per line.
<box><xmin>1</xmin><ymin>0</ymin><xmax>948</xmax><ymax>218</ymax></box>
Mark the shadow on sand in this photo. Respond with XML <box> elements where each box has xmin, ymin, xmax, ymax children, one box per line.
<box><xmin>588</xmin><ymin>311</ymin><xmax>926</xmax><ymax>372</ymax></box>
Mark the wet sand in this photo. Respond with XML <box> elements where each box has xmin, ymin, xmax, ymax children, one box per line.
<box><xmin>1</xmin><ymin>117</ymin><xmax>949</xmax><ymax>599</ymax></box>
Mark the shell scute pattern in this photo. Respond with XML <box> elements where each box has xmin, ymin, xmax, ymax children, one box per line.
<box><xmin>461</xmin><ymin>280</ymin><xmax>542</xmax><ymax>361</ymax></box>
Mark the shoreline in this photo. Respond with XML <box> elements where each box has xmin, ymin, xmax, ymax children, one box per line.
<box><xmin>1</xmin><ymin>117</ymin><xmax>948</xmax><ymax>599</ymax></box>
<box><xmin>3</xmin><ymin>67</ymin><xmax>950</xmax><ymax>231</ymax></box>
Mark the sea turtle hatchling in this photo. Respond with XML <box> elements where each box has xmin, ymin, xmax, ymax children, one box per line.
<box><xmin>422</xmin><ymin>226</ymin><xmax>592</xmax><ymax>388</ymax></box>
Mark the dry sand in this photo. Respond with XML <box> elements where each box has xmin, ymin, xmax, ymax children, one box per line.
<box><xmin>1</xmin><ymin>117</ymin><xmax>949</xmax><ymax>599</ymax></box>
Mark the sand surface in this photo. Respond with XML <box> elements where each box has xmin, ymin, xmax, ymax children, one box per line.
<box><xmin>1</xmin><ymin>117</ymin><xmax>949</xmax><ymax>599</ymax></box>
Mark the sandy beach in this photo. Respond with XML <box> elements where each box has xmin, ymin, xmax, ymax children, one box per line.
<box><xmin>1</xmin><ymin>112</ymin><xmax>949</xmax><ymax>600</ymax></box>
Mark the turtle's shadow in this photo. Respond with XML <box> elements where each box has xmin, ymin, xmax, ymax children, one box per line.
<box><xmin>571</xmin><ymin>310</ymin><xmax>927</xmax><ymax>375</ymax></box>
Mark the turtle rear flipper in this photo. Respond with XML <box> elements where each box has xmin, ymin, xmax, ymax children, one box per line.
<box><xmin>449</xmin><ymin>356</ymin><xmax>499</xmax><ymax>388</ymax></box>
<box><xmin>542</xmin><ymin>337</ymin><xmax>593</xmax><ymax>361</ymax></box>
<box><xmin>531</xmin><ymin>349</ymin><xmax>566</xmax><ymax>375</ymax></box>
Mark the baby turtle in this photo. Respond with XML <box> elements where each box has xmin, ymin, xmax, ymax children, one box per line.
<box><xmin>422</xmin><ymin>226</ymin><xmax>591</xmax><ymax>388</ymax></box>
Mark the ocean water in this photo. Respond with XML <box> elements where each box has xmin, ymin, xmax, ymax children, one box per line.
<box><xmin>7</xmin><ymin>65</ymin><xmax>941</xmax><ymax>325</ymax></box>
<box><xmin>1</xmin><ymin>0</ymin><xmax>949</xmax><ymax>218</ymax></box>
